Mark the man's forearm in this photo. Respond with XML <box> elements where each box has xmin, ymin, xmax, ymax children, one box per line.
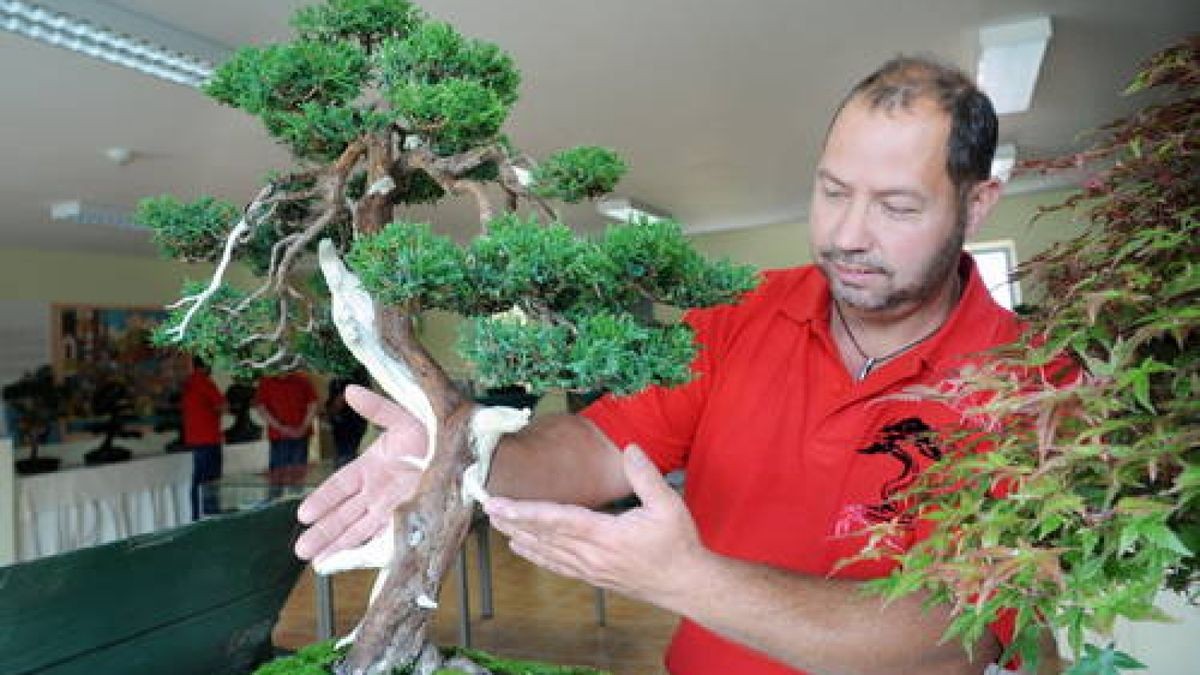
<box><xmin>657</xmin><ymin>551</ymin><xmax>1000</xmax><ymax>675</ymax></box>
<box><xmin>486</xmin><ymin>413</ymin><xmax>632</xmax><ymax>507</ymax></box>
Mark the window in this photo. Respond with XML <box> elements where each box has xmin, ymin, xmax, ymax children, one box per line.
<box><xmin>966</xmin><ymin>239</ymin><xmax>1021</xmax><ymax>310</ymax></box>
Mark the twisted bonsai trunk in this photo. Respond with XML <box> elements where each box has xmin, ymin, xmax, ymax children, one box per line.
<box><xmin>333</xmin><ymin>148</ymin><xmax>490</xmax><ymax>674</ymax></box>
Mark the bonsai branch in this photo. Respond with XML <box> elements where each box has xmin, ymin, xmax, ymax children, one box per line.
<box><xmin>163</xmin><ymin>184</ymin><xmax>275</xmax><ymax>340</ymax></box>
<box><xmin>318</xmin><ymin>239</ymin><xmax>439</xmax><ymax>471</ymax></box>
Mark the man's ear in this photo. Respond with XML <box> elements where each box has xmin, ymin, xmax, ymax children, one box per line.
<box><xmin>964</xmin><ymin>177</ymin><xmax>1003</xmax><ymax>240</ymax></box>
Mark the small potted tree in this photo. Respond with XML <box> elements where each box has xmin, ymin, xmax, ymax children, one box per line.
<box><xmin>3</xmin><ymin>365</ymin><xmax>65</xmax><ymax>475</ymax></box>
<box><xmin>137</xmin><ymin>1</ymin><xmax>754</xmax><ymax>672</ymax></box>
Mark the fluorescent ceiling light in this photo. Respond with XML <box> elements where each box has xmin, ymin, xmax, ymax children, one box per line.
<box><xmin>596</xmin><ymin>196</ymin><xmax>671</xmax><ymax>224</ymax></box>
<box><xmin>991</xmin><ymin>143</ymin><xmax>1017</xmax><ymax>183</ymax></box>
<box><xmin>51</xmin><ymin>200</ymin><xmax>141</xmax><ymax>230</ymax></box>
<box><xmin>0</xmin><ymin>0</ymin><xmax>214</xmax><ymax>88</ymax></box>
<box><xmin>977</xmin><ymin>16</ymin><xmax>1052</xmax><ymax>115</ymax></box>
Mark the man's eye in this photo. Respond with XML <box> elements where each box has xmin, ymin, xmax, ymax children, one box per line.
<box><xmin>823</xmin><ymin>188</ymin><xmax>848</xmax><ymax>201</ymax></box>
<box><xmin>882</xmin><ymin>202</ymin><xmax>918</xmax><ymax>218</ymax></box>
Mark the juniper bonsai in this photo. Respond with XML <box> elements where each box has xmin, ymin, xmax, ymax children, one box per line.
<box><xmin>136</xmin><ymin>1</ymin><xmax>754</xmax><ymax>673</ymax></box>
<box><xmin>3</xmin><ymin>365</ymin><xmax>65</xmax><ymax>475</ymax></box>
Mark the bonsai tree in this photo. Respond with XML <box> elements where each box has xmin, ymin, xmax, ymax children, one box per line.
<box><xmin>136</xmin><ymin>1</ymin><xmax>754</xmax><ymax>673</ymax></box>
<box><xmin>82</xmin><ymin>379</ymin><xmax>139</xmax><ymax>465</ymax></box>
<box><xmin>3</xmin><ymin>365</ymin><xmax>65</xmax><ymax>475</ymax></box>
<box><xmin>224</xmin><ymin>381</ymin><xmax>264</xmax><ymax>443</ymax></box>
<box><xmin>856</xmin><ymin>38</ymin><xmax>1198</xmax><ymax>673</ymax></box>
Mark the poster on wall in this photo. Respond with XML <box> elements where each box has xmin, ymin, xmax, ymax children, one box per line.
<box><xmin>51</xmin><ymin>304</ymin><xmax>188</xmax><ymax>435</ymax></box>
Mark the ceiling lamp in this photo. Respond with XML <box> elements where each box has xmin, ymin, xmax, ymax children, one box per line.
<box><xmin>991</xmin><ymin>143</ymin><xmax>1017</xmax><ymax>183</ymax></box>
<box><xmin>976</xmin><ymin>16</ymin><xmax>1053</xmax><ymax>115</ymax></box>
<box><xmin>0</xmin><ymin>0</ymin><xmax>214</xmax><ymax>88</ymax></box>
<box><xmin>51</xmin><ymin>200</ymin><xmax>140</xmax><ymax>230</ymax></box>
<box><xmin>596</xmin><ymin>196</ymin><xmax>672</xmax><ymax>224</ymax></box>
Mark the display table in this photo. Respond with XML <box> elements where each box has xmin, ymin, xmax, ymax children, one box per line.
<box><xmin>16</xmin><ymin>447</ymin><xmax>191</xmax><ymax>562</ymax></box>
<box><xmin>8</xmin><ymin>434</ymin><xmax>272</xmax><ymax>564</ymax></box>
<box><xmin>201</xmin><ymin>460</ymin><xmax>331</xmax><ymax>516</ymax></box>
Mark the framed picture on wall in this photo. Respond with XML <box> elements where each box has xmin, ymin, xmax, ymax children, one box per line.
<box><xmin>51</xmin><ymin>304</ymin><xmax>188</xmax><ymax>434</ymax></box>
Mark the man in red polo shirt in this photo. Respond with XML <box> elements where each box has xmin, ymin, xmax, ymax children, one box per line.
<box><xmin>254</xmin><ymin>370</ymin><xmax>320</xmax><ymax>469</ymax></box>
<box><xmin>181</xmin><ymin>356</ymin><xmax>225</xmax><ymax>519</ymax></box>
<box><xmin>296</xmin><ymin>57</ymin><xmax>1024</xmax><ymax>673</ymax></box>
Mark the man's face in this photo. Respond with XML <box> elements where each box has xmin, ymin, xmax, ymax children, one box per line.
<box><xmin>809</xmin><ymin>96</ymin><xmax>964</xmax><ymax>313</ymax></box>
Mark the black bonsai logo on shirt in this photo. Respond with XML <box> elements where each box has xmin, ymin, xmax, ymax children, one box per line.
<box><xmin>854</xmin><ymin>417</ymin><xmax>943</xmax><ymax>525</ymax></box>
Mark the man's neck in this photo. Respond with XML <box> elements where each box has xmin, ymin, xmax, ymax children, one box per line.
<box><xmin>831</xmin><ymin>270</ymin><xmax>963</xmax><ymax>378</ymax></box>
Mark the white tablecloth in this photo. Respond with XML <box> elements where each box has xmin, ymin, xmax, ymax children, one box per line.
<box><xmin>15</xmin><ymin>436</ymin><xmax>191</xmax><ymax>562</ymax></box>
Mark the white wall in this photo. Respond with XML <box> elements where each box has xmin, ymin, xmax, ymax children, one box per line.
<box><xmin>1058</xmin><ymin>592</ymin><xmax>1200</xmax><ymax>674</ymax></box>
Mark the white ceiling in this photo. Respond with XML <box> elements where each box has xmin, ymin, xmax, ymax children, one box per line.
<box><xmin>2</xmin><ymin>0</ymin><xmax>1197</xmax><ymax>257</ymax></box>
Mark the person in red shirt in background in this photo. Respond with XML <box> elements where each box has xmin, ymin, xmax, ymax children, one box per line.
<box><xmin>294</xmin><ymin>57</ymin><xmax>1044</xmax><ymax>673</ymax></box>
<box><xmin>254</xmin><ymin>370</ymin><xmax>319</xmax><ymax>470</ymax></box>
<box><xmin>181</xmin><ymin>356</ymin><xmax>224</xmax><ymax>519</ymax></box>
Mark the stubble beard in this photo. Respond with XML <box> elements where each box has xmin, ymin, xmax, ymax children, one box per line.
<box><xmin>819</xmin><ymin>224</ymin><xmax>965</xmax><ymax>312</ymax></box>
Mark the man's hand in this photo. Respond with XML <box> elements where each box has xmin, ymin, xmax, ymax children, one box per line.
<box><xmin>293</xmin><ymin>385</ymin><xmax>427</xmax><ymax>562</ymax></box>
<box><xmin>483</xmin><ymin>445</ymin><xmax>707</xmax><ymax>608</ymax></box>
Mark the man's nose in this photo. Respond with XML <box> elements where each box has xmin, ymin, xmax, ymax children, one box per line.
<box><xmin>831</xmin><ymin>198</ymin><xmax>873</xmax><ymax>252</ymax></box>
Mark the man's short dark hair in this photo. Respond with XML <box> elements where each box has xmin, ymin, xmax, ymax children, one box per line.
<box><xmin>835</xmin><ymin>56</ymin><xmax>998</xmax><ymax>196</ymax></box>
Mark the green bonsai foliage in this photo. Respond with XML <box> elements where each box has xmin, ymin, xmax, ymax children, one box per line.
<box><xmin>136</xmin><ymin>195</ymin><xmax>241</xmax><ymax>262</ymax></box>
<box><xmin>151</xmin><ymin>282</ymin><xmax>283</xmax><ymax>379</ymax></box>
<box><xmin>290</xmin><ymin>0</ymin><xmax>423</xmax><ymax>48</ymax></box>
<box><xmin>530</xmin><ymin>146</ymin><xmax>627</xmax><ymax>202</ymax></box>
<box><xmin>856</xmin><ymin>38</ymin><xmax>1198</xmax><ymax>672</ymax></box>
<box><xmin>136</xmin><ymin>0</ymin><xmax>753</xmax><ymax>392</ymax></box>
<box><xmin>2</xmin><ymin>365</ymin><xmax>64</xmax><ymax>449</ymax></box>
<box><xmin>347</xmin><ymin>214</ymin><xmax>754</xmax><ymax>393</ymax></box>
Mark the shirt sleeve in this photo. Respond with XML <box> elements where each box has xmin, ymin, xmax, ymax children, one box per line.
<box><xmin>580</xmin><ymin>287</ymin><xmax>757</xmax><ymax>474</ymax></box>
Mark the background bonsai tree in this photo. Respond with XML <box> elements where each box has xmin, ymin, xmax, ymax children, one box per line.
<box><xmin>3</xmin><ymin>365</ymin><xmax>65</xmax><ymax>475</ymax></box>
<box><xmin>856</xmin><ymin>37</ymin><xmax>1198</xmax><ymax>674</ymax></box>
<box><xmin>81</xmin><ymin>379</ymin><xmax>139</xmax><ymax>466</ymax></box>
<box><xmin>136</xmin><ymin>1</ymin><xmax>754</xmax><ymax>673</ymax></box>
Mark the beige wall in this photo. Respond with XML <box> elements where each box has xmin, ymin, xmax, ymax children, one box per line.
<box><xmin>688</xmin><ymin>220</ymin><xmax>811</xmax><ymax>271</ymax></box>
<box><xmin>974</xmin><ymin>188</ymin><xmax>1085</xmax><ymax>264</ymax></box>
<box><xmin>0</xmin><ymin>248</ymin><xmax>226</xmax><ymax>306</ymax></box>
<box><xmin>0</xmin><ymin>248</ymin><xmax>258</xmax><ymax>397</ymax></box>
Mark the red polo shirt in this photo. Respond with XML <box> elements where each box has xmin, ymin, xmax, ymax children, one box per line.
<box><xmin>254</xmin><ymin>372</ymin><xmax>319</xmax><ymax>441</ymax></box>
<box><xmin>582</xmin><ymin>255</ymin><xmax>1020</xmax><ymax>674</ymax></box>
<box><xmin>181</xmin><ymin>370</ymin><xmax>224</xmax><ymax>446</ymax></box>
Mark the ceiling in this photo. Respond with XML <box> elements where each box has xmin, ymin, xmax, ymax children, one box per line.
<box><xmin>2</xmin><ymin>0</ymin><xmax>1197</xmax><ymax>257</ymax></box>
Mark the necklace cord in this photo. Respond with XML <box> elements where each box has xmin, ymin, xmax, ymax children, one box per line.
<box><xmin>833</xmin><ymin>300</ymin><xmax>947</xmax><ymax>381</ymax></box>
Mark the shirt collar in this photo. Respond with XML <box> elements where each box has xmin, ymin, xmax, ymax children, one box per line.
<box><xmin>780</xmin><ymin>253</ymin><xmax>1008</xmax><ymax>370</ymax></box>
